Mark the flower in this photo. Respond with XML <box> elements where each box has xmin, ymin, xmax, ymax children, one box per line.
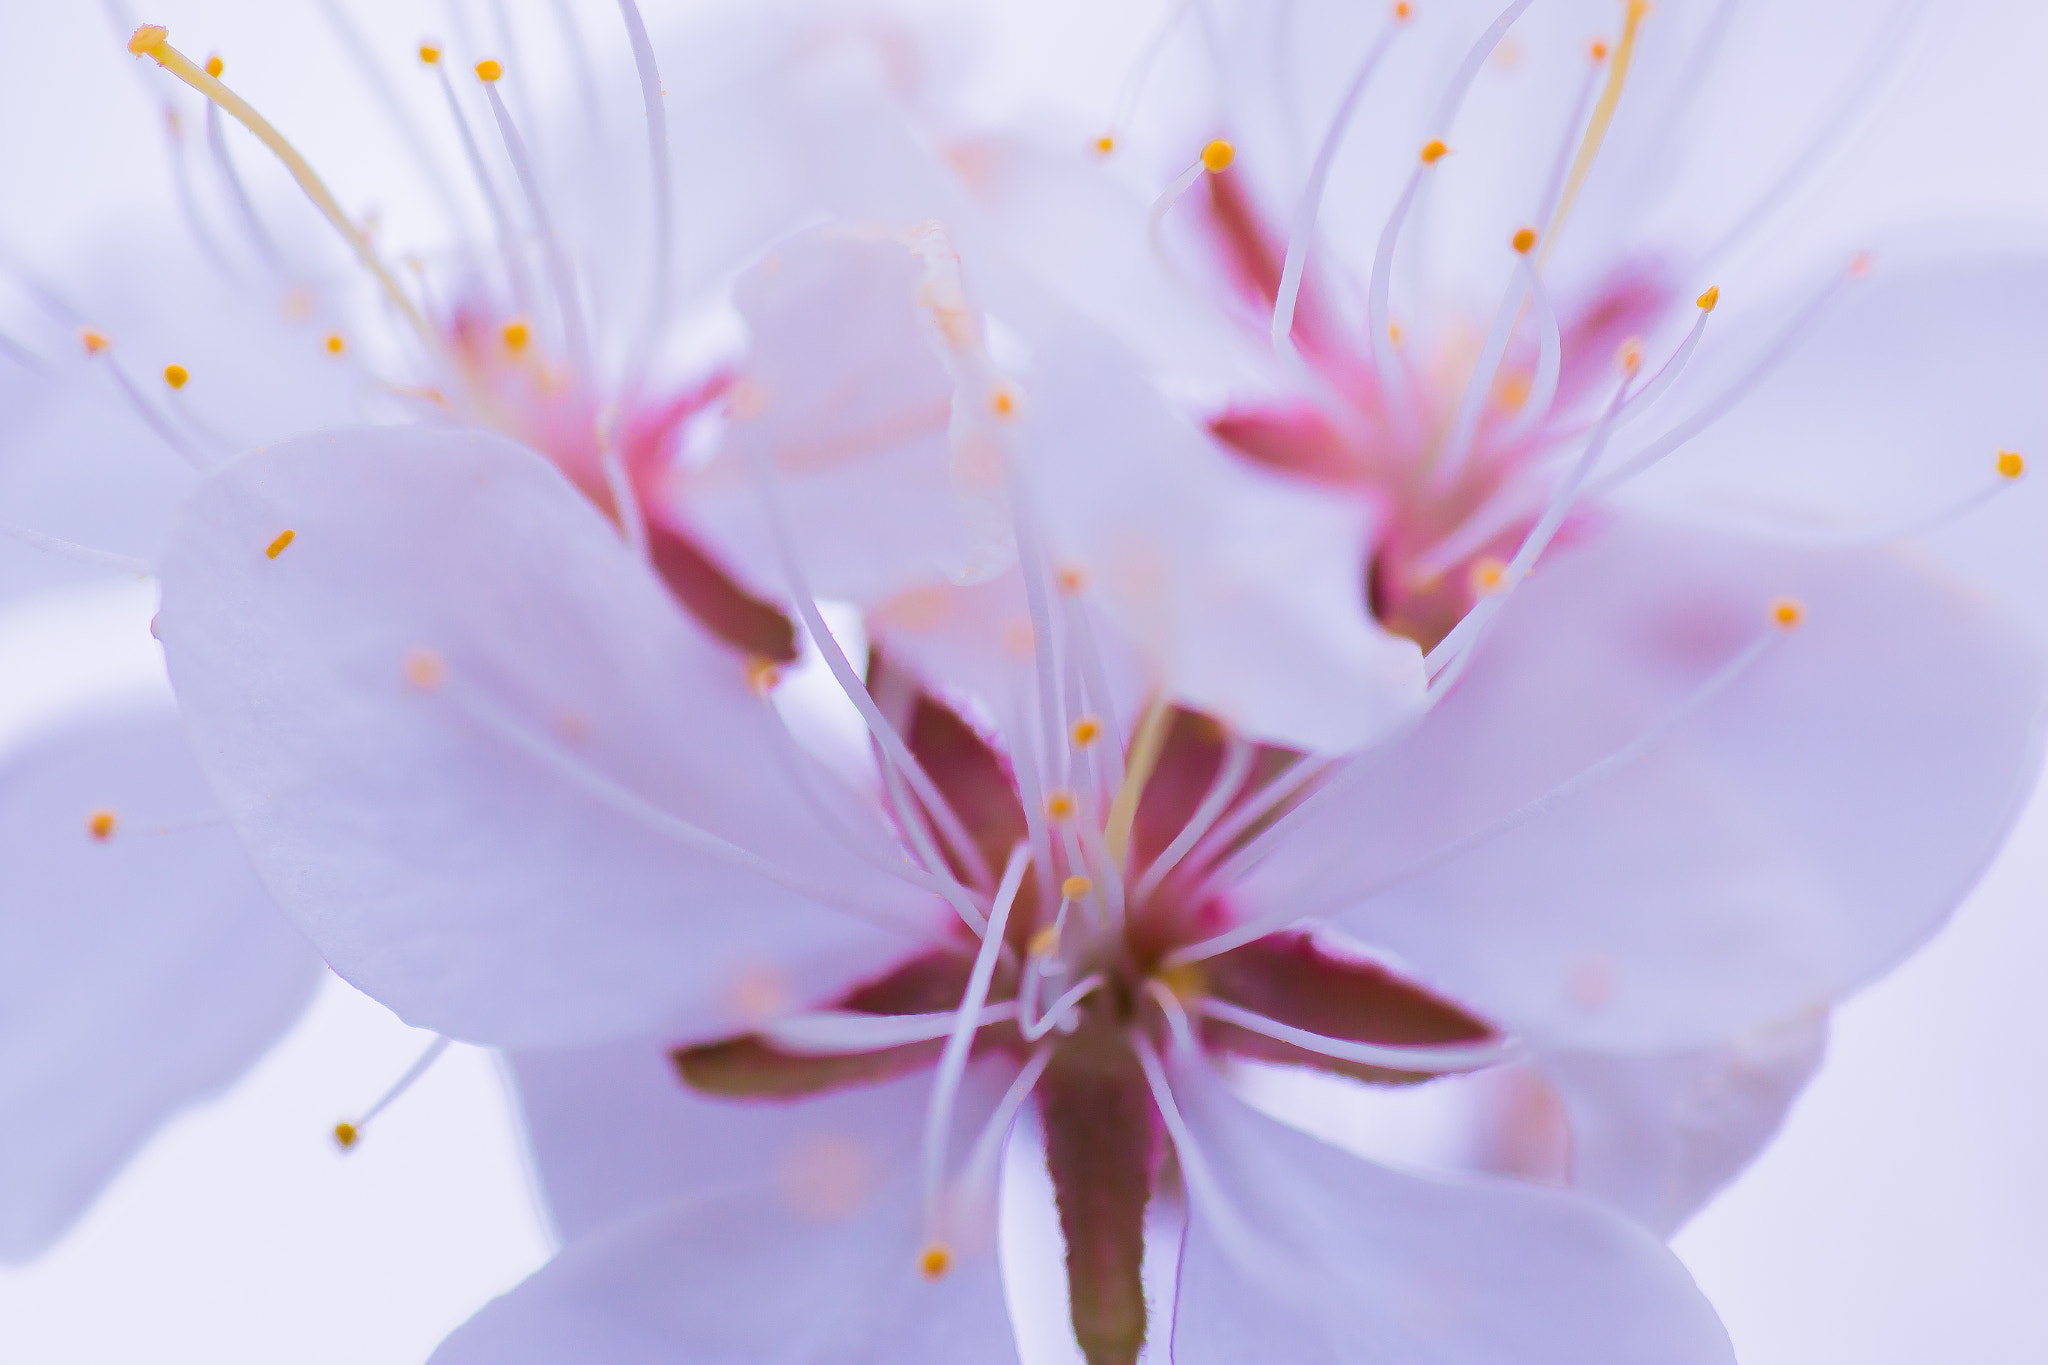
<box><xmin>153</xmin><ymin>207</ymin><xmax>2040</xmax><ymax>1360</ymax></box>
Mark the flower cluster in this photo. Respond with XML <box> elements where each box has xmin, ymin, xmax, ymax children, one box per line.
<box><xmin>2</xmin><ymin>1</ymin><xmax>2044</xmax><ymax>1362</ymax></box>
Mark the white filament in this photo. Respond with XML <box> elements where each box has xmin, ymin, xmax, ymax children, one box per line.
<box><xmin>430</xmin><ymin>57</ymin><xmax>533</xmax><ymax>313</ymax></box>
<box><xmin>342</xmin><ymin>1034</ymin><xmax>453</xmax><ymax>1144</ymax></box>
<box><xmin>480</xmin><ymin>78</ymin><xmax>592</xmax><ymax>378</ymax></box>
<box><xmin>762</xmin><ymin>1003</ymin><xmax>1020</xmax><ymax>1055</ymax></box>
<box><xmin>615</xmin><ymin>0</ymin><xmax>675</xmax><ymax>383</ymax></box>
<box><xmin>1132</xmin><ymin>733</ymin><xmax>1254</xmax><ymax>903</ymax></box>
<box><xmin>0</xmin><ymin>525</ymin><xmax>150</xmax><ymax>576</ymax></box>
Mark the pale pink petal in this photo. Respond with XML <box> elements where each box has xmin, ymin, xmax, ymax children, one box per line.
<box><xmin>435</xmin><ymin>1062</ymin><xmax>1020</xmax><ymax>1365</ymax></box>
<box><xmin>0</xmin><ymin>703</ymin><xmax>318</xmax><ymax>1260</ymax></box>
<box><xmin>1245</xmin><ymin>512</ymin><xmax>2043</xmax><ymax>1052</ymax></box>
<box><xmin>1539</xmin><ymin>1012</ymin><xmax>1828</xmax><ymax>1237</ymax></box>
<box><xmin>156</xmin><ymin>426</ymin><xmax>947</xmax><ymax>1050</ymax></box>
<box><xmin>1166</xmin><ymin>1052</ymin><xmax>1735</xmax><ymax>1364</ymax></box>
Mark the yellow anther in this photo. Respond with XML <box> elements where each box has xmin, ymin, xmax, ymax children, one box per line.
<box><xmin>403</xmin><ymin>648</ymin><xmax>448</xmax><ymax>691</ymax></box>
<box><xmin>1469</xmin><ymin>556</ymin><xmax>1508</xmax><ymax>596</ymax></box>
<box><xmin>1094</xmin><ymin>134</ymin><xmax>1116</xmax><ymax>157</ymax></box>
<box><xmin>1045</xmin><ymin>789</ymin><xmax>1078</xmax><ymax>822</ymax></box>
<box><xmin>745</xmin><ymin>655</ymin><xmax>783</xmax><ymax>695</ymax></box>
<box><xmin>1771</xmin><ymin>597</ymin><xmax>1805</xmax><ymax>630</ymax></box>
<box><xmin>1055</xmin><ymin>565</ymin><xmax>1087</xmax><ymax>595</ymax></box>
<box><xmin>1061</xmin><ymin>875</ymin><xmax>1093</xmax><ymax>900</ymax></box>
<box><xmin>1028</xmin><ymin>926</ymin><xmax>1061</xmax><ymax>959</ymax></box>
<box><xmin>265</xmin><ymin>529</ymin><xmax>296</xmax><ymax>559</ymax></box>
<box><xmin>1157</xmin><ymin>960</ymin><xmax>1207</xmax><ymax>1002</ymax></box>
<box><xmin>1589</xmin><ymin>39</ymin><xmax>1609</xmax><ymax>61</ymax></box>
<box><xmin>918</xmin><ymin>1243</ymin><xmax>953</xmax><ymax>1280</ymax></box>
<box><xmin>1394</xmin><ymin>2</ymin><xmax>1413</xmax><ymax>18</ymax></box>
<box><xmin>1387</xmin><ymin>321</ymin><xmax>1406</xmax><ymax>346</ymax></box>
<box><xmin>128</xmin><ymin>24</ymin><xmax>168</xmax><ymax>57</ymax></box>
<box><xmin>80</xmin><ymin>328</ymin><xmax>111</xmax><ymax>355</ymax></box>
<box><xmin>1201</xmin><ymin>139</ymin><xmax>1235</xmax><ymax>173</ymax></box>
<box><xmin>1420</xmin><ymin>139</ymin><xmax>1449</xmax><ymax>164</ymax></box>
<box><xmin>475</xmin><ymin>58</ymin><xmax>503</xmax><ymax>82</ymax></box>
<box><xmin>1998</xmin><ymin>449</ymin><xmax>2025</xmax><ymax>480</ymax></box>
<box><xmin>1696</xmin><ymin>285</ymin><xmax>1720</xmax><ymax>312</ymax></box>
<box><xmin>1511</xmin><ymin>226</ymin><xmax>1538</xmax><ymax>255</ymax></box>
<box><xmin>163</xmin><ymin>363</ymin><xmax>190</xmax><ymax>389</ymax></box>
<box><xmin>990</xmin><ymin>384</ymin><xmax>1019</xmax><ymax>419</ymax></box>
<box><xmin>1070</xmin><ymin>716</ymin><xmax>1102</xmax><ymax>747</ymax></box>
<box><xmin>1617</xmin><ymin>337</ymin><xmax>1644</xmax><ymax>374</ymax></box>
<box><xmin>203</xmin><ymin>53</ymin><xmax>223</xmax><ymax>77</ymax></box>
<box><xmin>324</xmin><ymin>332</ymin><xmax>346</xmax><ymax>356</ymax></box>
<box><xmin>501</xmin><ymin>318</ymin><xmax>532</xmax><ymax>353</ymax></box>
<box><xmin>332</xmin><ymin>1122</ymin><xmax>359</xmax><ymax>1150</ymax></box>
<box><xmin>87</xmin><ymin>809</ymin><xmax>117</xmax><ymax>841</ymax></box>
<box><xmin>419</xmin><ymin>44</ymin><xmax>442</xmax><ymax>65</ymax></box>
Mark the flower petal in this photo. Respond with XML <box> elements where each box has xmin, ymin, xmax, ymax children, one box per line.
<box><xmin>437</xmin><ymin>1062</ymin><xmax>1021</xmax><ymax>1365</ymax></box>
<box><xmin>1165</xmin><ymin>1053</ymin><xmax>1735</xmax><ymax>1365</ymax></box>
<box><xmin>1245</xmin><ymin>512</ymin><xmax>2044</xmax><ymax>1052</ymax></box>
<box><xmin>0</xmin><ymin>701</ymin><xmax>318</xmax><ymax>1260</ymax></box>
<box><xmin>156</xmin><ymin>426</ymin><xmax>946</xmax><ymax>1049</ymax></box>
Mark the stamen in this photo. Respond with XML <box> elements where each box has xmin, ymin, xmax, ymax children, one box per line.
<box><xmin>1432</xmin><ymin>238</ymin><xmax>1539</xmax><ymax>489</ymax></box>
<box><xmin>1057</xmin><ymin>590</ymin><xmax>1126</xmax><ymax>796</ymax></box>
<box><xmin>1530</xmin><ymin>44</ymin><xmax>1606</xmax><ymax>231</ymax></box>
<box><xmin>308</xmin><ymin>0</ymin><xmax>471</xmax><ymax>234</ymax></box>
<box><xmin>1539</xmin><ymin>0</ymin><xmax>1649</xmax><ymax>266</ymax></box>
<box><xmin>202</xmin><ymin>99</ymin><xmax>287</xmax><ymax>270</ymax></box>
<box><xmin>476</xmin><ymin>64</ymin><xmax>592</xmax><ymax>377</ymax></box>
<box><xmin>1177</xmin><ymin>611</ymin><xmax>1795</xmax><ymax>964</ymax></box>
<box><xmin>1270</xmin><ymin>8</ymin><xmax>1409</xmax><ymax>355</ymax></box>
<box><xmin>0</xmin><ymin>524</ymin><xmax>152</xmax><ymax>576</ymax></box>
<box><xmin>613</xmin><ymin>0</ymin><xmax>675</xmax><ymax>384</ymax></box>
<box><xmin>759</xmin><ymin>1002</ymin><xmax>1020</xmax><ymax>1054</ymax></box>
<box><xmin>1132</xmin><ymin>733</ymin><xmax>1253</xmax><ymax>902</ymax></box>
<box><xmin>1195</xmin><ymin>998</ymin><xmax>1515</xmax><ymax>1073</ymax></box>
<box><xmin>1726</xmin><ymin>451</ymin><xmax>2028</xmax><ymax>548</ymax></box>
<box><xmin>425</xmin><ymin>48</ymin><xmax>534</xmax><ymax>312</ymax></box>
<box><xmin>920</xmin><ymin>844</ymin><xmax>1030</xmax><ymax>1251</ymax></box>
<box><xmin>84</xmin><ymin>336</ymin><xmax>211</xmax><ymax>471</ymax></box>
<box><xmin>1364</xmin><ymin>149</ymin><xmax>1436</xmax><ymax>424</ymax></box>
<box><xmin>955</xmin><ymin>1041</ymin><xmax>1054</xmax><ymax>1202</ymax></box>
<box><xmin>1021</xmin><ymin>973</ymin><xmax>1106</xmax><ymax>1043</ymax></box>
<box><xmin>1184</xmin><ymin>754</ymin><xmax>1334</xmax><ymax>889</ymax></box>
<box><xmin>1104</xmin><ymin>699</ymin><xmax>1172</xmax><ymax>866</ymax></box>
<box><xmin>127</xmin><ymin>26</ymin><xmax>439</xmax><ymax>357</ymax></box>
<box><xmin>158</xmin><ymin>104</ymin><xmax>244</xmax><ymax>284</ymax></box>
<box><xmin>1096</xmin><ymin>0</ymin><xmax>1201</xmax><ymax>155</ymax></box>
<box><xmin>332</xmin><ymin>1034</ymin><xmax>451</xmax><ymax>1152</ymax></box>
<box><xmin>1147</xmin><ymin>140</ymin><xmax>1237</xmax><ymax>260</ymax></box>
<box><xmin>87</xmin><ymin>809</ymin><xmax>117</xmax><ymax>841</ymax></box>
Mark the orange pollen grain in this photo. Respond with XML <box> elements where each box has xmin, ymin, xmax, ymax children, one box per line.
<box><xmin>1420</xmin><ymin>139</ymin><xmax>1449</xmax><ymax>164</ymax></box>
<box><xmin>163</xmin><ymin>363</ymin><xmax>190</xmax><ymax>389</ymax></box>
<box><xmin>1590</xmin><ymin>39</ymin><xmax>1610</xmax><ymax>60</ymax></box>
<box><xmin>1696</xmin><ymin>285</ymin><xmax>1721</xmax><ymax>312</ymax></box>
<box><xmin>404</xmin><ymin>648</ymin><xmax>448</xmax><ymax>691</ymax></box>
<box><xmin>1062</xmin><ymin>875</ymin><xmax>1093</xmax><ymax>900</ymax></box>
<box><xmin>1055</xmin><ymin>565</ymin><xmax>1087</xmax><ymax>594</ymax></box>
<box><xmin>1045</xmin><ymin>790</ymin><xmax>1078</xmax><ymax>821</ymax></box>
<box><xmin>1094</xmin><ymin>134</ymin><xmax>1116</xmax><ymax>156</ymax></box>
<box><xmin>919</xmin><ymin>1244</ymin><xmax>952</xmax><ymax>1280</ymax></box>
<box><xmin>1771</xmin><ymin>597</ymin><xmax>1804</xmax><ymax>630</ymax></box>
<box><xmin>324</xmin><ymin>333</ymin><xmax>346</xmax><ymax>355</ymax></box>
<box><xmin>476</xmin><ymin>58</ymin><xmax>503</xmax><ymax>82</ymax></box>
<box><xmin>419</xmin><ymin>44</ymin><xmax>442</xmax><ymax>65</ymax></box>
<box><xmin>1070</xmin><ymin>716</ymin><xmax>1102</xmax><ymax>747</ymax></box>
<box><xmin>501</xmin><ymin>319</ymin><xmax>532</xmax><ymax>353</ymax></box>
<box><xmin>1201</xmin><ymin>139</ymin><xmax>1235</xmax><ymax>173</ymax></box>
<box><xmin>265</xmin><ymin>529</ymin><xmax>296</xmax><ymax>559</ymax></box>
<box><xmin>87</xmin><ymin>809</ymin><xmax>117</xmax><ymax>841</ymax></box>
<box><xmin>1511</xmin><ymin>226</ymin><xmax>1538</xmax><ymax>254</ymax></box>
<box><xmin>990</xmin><ymin>385</ymin><xmax>1018</xmax><ymax>419</ymax></box>
<box><xmin>1617</xmin><ymin>338</ymin><xmax>1644</xmax><ymax>374</ymax></box>
<box><xmin>333</xmin><ymin>1122</ymin><xmax>359</xmax><ymax>1150</ymax></box>
<box><xmin>204</xmin><ymin>53</ymin><xmax>223</xmax><ymax>77</ymax></box>
<box><xmin>80</xmin><ymin>328</ymin><xmax>111</xmax><ymax>355</ymax></box>
<box><xmin>1998</xmin><ymin>449</ymin><xmax>2025</xmax><ymax>480</ymax></box>
<box><xmin>1395</xmin><ymin>2</ymin><xmax>1413</xmax><ymax>18</ymax></box>
<box><xmin>1470</xmin><ymin>557</ymin><xmax>1508</xmax><ymax>595</ymax></box>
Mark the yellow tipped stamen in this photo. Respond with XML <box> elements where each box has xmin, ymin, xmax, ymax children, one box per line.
<box><xmin>127</xmin><ymin>25</ymin><xmax>437</xmax><ymax>355</ymax></box>
<box><xmin>265</xmin><ymin>529</ymin><xmax>296</xmax><ymax>559</ymax></box>
<box><xmin>1771</xmin><ymin>597</ymin><xmax>1804</xmax><ymax>630</ymax></box>
<box><xmin>1617</xmin><ymin>337</ymin><xmax>1644</xmax><ymax>375</ymax></box>
<box><xmin>1511</xmin><ymin>226</ymin><xmax>1538</xmax><ymax>255</ymax></box>
<box><xmin>475</xmin><ymin>58</ymin><xmax>503</xmax><ymax>82</ymax></box>
<box><xmin>918</xmin><ymin>1243</ymin><xmax>952</xmax><ymax>1280</ymax></box>
<box><xmin>1094</xmin><ymin>134</ymin><xmax>1115</xmax><ymax>156</ymax></box>
<box><xmin>1201</xmin><ymin>139</ymin><xmax>1235</xmax><ymax>173</ymax></box>
<box><xmin>332</xmin><ymin>1122</ymin><xmax>359</xmax><ymax>1150</ymax></box>
<box><xmin>1070</xmin><ymin>715</ymin><xmax>1102</xmax><ymax>748</ymax></box>
<box><xmin>163</xmin><ymin>363</ymin><xmax>190</xmax><ymax>389</ymax></box>
<box><xmin>87</xmin><ymin>809</ymin><xmax>118</xmax><ymax>841</ymax></box>
<box><xmin>1105</xmin><ymin>699</ymin><xmax>1172</xmax><ymax>864</ymax></box>
<box><xmin>1590</xmin><ymin>39</ymin><xmax>1610</xmax><ymax>61</ymax></box>
<box><xmin>403</xmin><ymin>648</ymin><xmax>447</xmax><ymax>691</ymax></box>
<box><xmin>1470</xmin><ymin>555</ymin><xmax>1508</xmax><ymax>596</ymax></box>
<box><xmin>501</xmin><ymin>318</ymin><xmax>532</xmax><ymax>353</ymax></box>
<box><xmin>419</xmin><ymin>43</ymin><xmax>442</xmax><ymax>65</ymax></box>
<box><xmin>1061</xmin><ymin>875</ymin><xmax>1093</xmax><ymax>900</ymax></box>
<box><xmin>1696</xmin><ymin>285</ymin><xmax>1721</xmax><ymax>312</ymax></box>
<box><xmin>990</xmin><ymin>384</ymin><xmax>1019</xmax><ymax>419</ymax></box>
<box><xmin>1541</xmin><ymin>0</ymin><xmax>1650</xmax><ymax>267</ymax></box>
<box><xmin>1045</xmin><ymin>789</ymin><xmax>1078</xmax><ymax>822</ymax></box>
<box><xmin>1998</xmin><ymin>449</ymin><xmax>2025</xmax><ymax>480</ymax></box>
<box><xmin>745</xmin><ymin>655</ymin><xmax>783</xmax><ymax>695</ymax></box>
<box><xmin>1419</xmin><ymin>139</ymin><xmax>1449</xmax><ymax>164</ymax></box>
<box><xmin>80</xmin><ymin>328</ymin><xmax>111</xmax><ymax>356</ymax></box>
<box><xmin>324</xmin><ymin>332</ymin><xmax>346</xmax><ymax>356</ymax></box>
<box><xmin>1028</xmin><ymin>926</ymin><xmax>1061</xmax><ymax>959</ymax></box>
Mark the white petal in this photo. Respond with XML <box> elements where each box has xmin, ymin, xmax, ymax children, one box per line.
<box><xmin>0</xmin><ymin>702</ymin><xmax>318</xmax><ymax>1260</ymax></box>
<box><xmin>1166</xmin><ymin>1054</ymin><xmax>1734</xmax><ymax>1365</ymax></box>
<box><xmin>436</xmin><ymin>1062</ymin><xmax>1020</xmax><ymax>1365</ymax></box>
<box><xmin>156</xmin><ymin>426</ymin><xmax>946</xmax><ymax>1050</ymax></box>
<box><xmin>1247</xmin><ymin>512</ymin><xmax>2044</xmax><ymax>1052</ymax></box>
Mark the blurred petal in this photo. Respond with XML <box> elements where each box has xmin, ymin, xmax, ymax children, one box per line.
<box><xmin>0</xmin><ymin>703</ymin><xmax>318</xmax><ymax>1260</ymax></box>
<box><xmin>157</xmin><ymin>426</ymin><xmax>945</xmax><ymax>1050</ymax></box>
<box><xmin>1247</xmin><ymin>512</ymin><xmax>2044</xmax><ymax>1052</ymax></box>
<box><xmin>1167</xmin><ymin>1052</ymin><xmax>1734</xmax><ymax>1364</ymax></box>
<box><xmin>437</xmin><ymin>1063</ymin><xmax>1020</xmax><ymax>1365</ymax></box>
